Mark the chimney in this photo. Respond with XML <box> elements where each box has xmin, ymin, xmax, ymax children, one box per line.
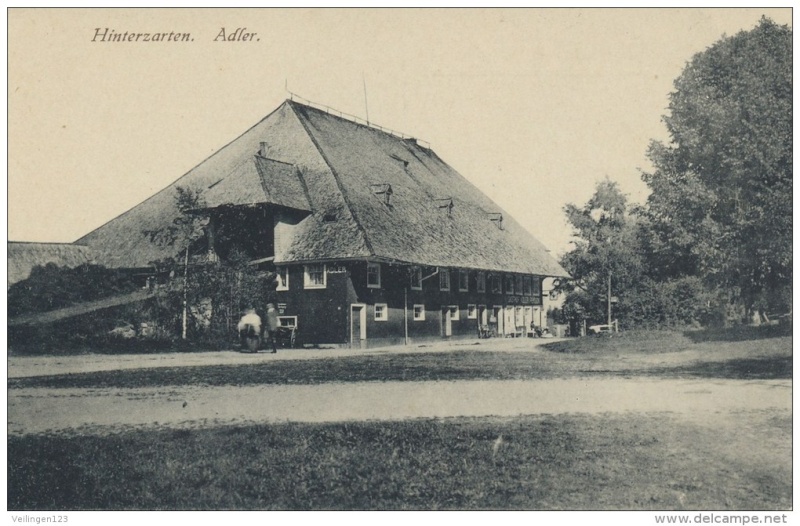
<box><xmin>259</xmin><ymin>142</ymin><xmax>269</xmax><ymax>157</ymax></box>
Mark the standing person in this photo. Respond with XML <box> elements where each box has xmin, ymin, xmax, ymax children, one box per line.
<box><xmin>237</xmin><ymin>307</ymin><xmax>262</xmax><ymax>353</ymax></box>
<box><xmin>265</xmin><ymin>303</ymin><xmax>279</xmax><ymax>354</ymax></box>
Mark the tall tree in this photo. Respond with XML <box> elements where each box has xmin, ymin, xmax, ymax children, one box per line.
<box><xmin>144</xmin><ymin>186</ymin><xmax>208</xmax><ymax>339</ymax></box>
<box><xmin>642</xmin><ymin>17</ymin><xmax>792</xmax><ymax>317</ymax></box>
<box><xmin>560</xmin><ymin>178</ymin><xmax>644</xmax><ymax>327</ymax></box>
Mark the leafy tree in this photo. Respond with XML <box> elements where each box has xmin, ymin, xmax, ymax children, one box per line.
<box><xmin>559</xmin><ymin>178</ymin><xmax>644</xmax><ymax>327</ymax></box>
<box><xmin>641</xmin><ymin>17</ymin><xmax>792</xmax><ymax>319</ymax></box>
<box><xmin>144</xmin><ymin>186</ymin><xmax>209</xmax><ymax>339</ymax></box>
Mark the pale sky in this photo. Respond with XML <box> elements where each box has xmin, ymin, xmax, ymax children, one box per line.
<box><xmin>7</xmin><ymin>8</ymin><xmax>793</xmax><ymax>257</ymax></box>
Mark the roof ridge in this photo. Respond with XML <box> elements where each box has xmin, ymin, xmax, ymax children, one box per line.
<box><xmin>286</xmin><ymin>99</ymin><xmax>430</xmax><ymax>149</ymax></box>
<box><xmin>8</xmin><ymin>241</ymin><xmax>90</xmax><ymax>246</ymax></box>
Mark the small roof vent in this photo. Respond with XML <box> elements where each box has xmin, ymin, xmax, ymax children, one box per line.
<box><xmin>371</xmin><ymin>183</ymin><xmax>393</xmax><ymax>205</ymax></box>
<box><xmin>389</xmin><ymin>153</ymin><xmax>409</xmax><ymax>168</ymax></box>
<box><xmin>436</xmin><ymin>197</ymin><xmax>454</xmax><ymax>215</ymax></box>
<box><xmin>489</xmin><ymin>212</ymin><xmax>504</xmax><ymax>230</ymax></box>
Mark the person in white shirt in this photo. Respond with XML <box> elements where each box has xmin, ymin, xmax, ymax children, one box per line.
<box><xmin>237</xmin><ymin>307</ymin><xmax>262</xmax><ymax>353</ymax></box>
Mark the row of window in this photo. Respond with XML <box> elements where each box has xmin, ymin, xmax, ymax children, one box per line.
<box><xmin>278</xmin><ymin>304</ymin><xmax>538</xmax><ymax>327</ymax></box>
<box><xmin>375</xmin><ymin>303</ymin><xmax>477</xmax><ymax>322</ymax></box>
<box><xmin>276</xmin><ymin>263</ymin><xmax>542</xmax><ymax>295</ymax></box>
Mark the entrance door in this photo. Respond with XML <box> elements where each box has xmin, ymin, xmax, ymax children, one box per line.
<box><xmin>523</xmin><ymin>306</ymin><xmax>533</xmax><ymax>333</ymax></box>
<box><xmin>350</xmin><ymin>304</ymin><xmax>366</xmax><ymax>348</ymax></box>
<box><xmin>505</xmin><ymin>306</ymin><xmax>515</xmax><ymax>336</ymax></box>
<box><xmin>441</xmin><ymin>306</ymin><xmax>452</xmax><ymax>337</ymax></box>
<box><xmin>492</xmin><ymin>306</ymin><xmax>503</xmax><ymax>336</ymax></box>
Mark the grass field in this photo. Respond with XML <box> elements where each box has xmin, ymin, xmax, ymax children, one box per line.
<box><xmin>8</xmin><ymin>410</ymin><xmax>790</xmax><ymax>510</ymax></box>
<box><xmin>9</xmin><ymin>332</ymin><xmax>791</xmax><ymax>389</ymax></box>
<box><xmin>8</xmin><ymin>328</ymin><xmax>792</xmax><ymax>511</ymax></box>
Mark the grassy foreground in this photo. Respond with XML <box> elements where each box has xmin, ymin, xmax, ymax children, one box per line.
<box><xmin>8</xmin><ymin>411</ymin><xmax>789</xmax><ymax>511</ymax></box>
<box><xmin>10</xmin><ymin>333</ymin><xmax>791</xmax><ymax>389</ymax></box>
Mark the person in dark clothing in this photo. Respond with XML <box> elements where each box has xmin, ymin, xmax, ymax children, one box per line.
<box><xmin>264</xmin><ymin>303</ymin><xmax>279</xmax><ymax>353</ymax></box>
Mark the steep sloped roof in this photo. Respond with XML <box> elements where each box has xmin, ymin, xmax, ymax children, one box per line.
<box><xmin>286</xmin><ymin>101</ymin><xmax>568</xmax><ymax>276</ymax></box>
<box><xmin>76</xmin><ymin>99</ymin><xmax>567</xmax><ymax>277</ymax></box>
<box><xmin>8</xmin><ymin>242</ymin><xmax>94</xmax><ymax>287</ymax></box>
<box><xmin>202</xmin><ymin>155</ymin><xmax>311</xmax><ymax>211</ymax></box>
<box><xmin>75</xmin><ymin>101</ymin><xmax>349</xmax><ymax>267</ymax></box>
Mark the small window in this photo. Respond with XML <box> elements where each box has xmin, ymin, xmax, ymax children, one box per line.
<box><xmin>277</xmin><ymin>303</ymin><xmax>287</xmax><ymax>314</ymax></box>
<box><xmin>304</xmin><ymin>264</ymin><xmax>326</xmax><ymax>289</ymax></box>
<box><xmin>491</xmin><ymin>274</ymin><xmax>502</xmax><ymax>294</ymax></box>
<box><xmin>276</xmin><ymin>267</ymin><xmax>289</xmax><ymax>291</ymax></box>
<box><xmin>439</xmin><ymin>269</ymin><xmax>450</xmax><ymax>291</ymax></box>
<box><xmin>467</xmin><ymin>304</ymin><xmax>477</xmax><ymax>319</ymax></box>
<box><xmin>410</xmin><ymin>267</ymin><xmax>422</xmax><ymax>290</ymax></box>
<box><xmin>449</xmin><ymin>305</ymin><xmax>460</xmax><ymax>320</ymax></box>
<box><xmin>459</xmin><ymin>270</ymin><xmax>469</xmax><ymax>292</ymax></box>
<box><xmin>367</xmin><ymin>262</ymin><xmax>381</xmax><ymax>289</ymax></box>
<box><xmin>505</xmin><ymin>274</ymin><xmax>515</xmax><ymax>295</ymax></box>
<box><xmin>515</xmin><ymin>275</ymin><xmax>524</xmax><ymax>296</ymax></box>
<box><xmin>278</xmin><ymin>316</ymin><xmax>297</xmax><ymax>328</ymax></box>
<box><xmin>476</xmin><ymin>272</ymin><xmax>486</xmax><ymax>293</ymax></box>
<box><xmin>413</xmin><ymin>304</ymin><xmax>425</xmax><ymax>321</ymax></box>
<box><xmin>533</xmin><ymin>277</ymin><xmax>541</xmax><ymax>296</ymax></box>
<box><xmin>374</xmin><ymin>303</ymin><xmax>388</xmax><ymax>321</ymax></box>
<box><xmin>523</xmin><ymin>276</ymin><xmax>532</xmax><ymax>296</ymax></box>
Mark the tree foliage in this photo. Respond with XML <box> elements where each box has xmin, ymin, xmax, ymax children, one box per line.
<box><xmin>641</xmin><ymin>17</ymin><xmax>792</xmax><ymax>313</ymax></box>
<box><xmin>559</xmin><ymin>179</ymin><xmax>729</xmax><ymax>330</ymax></box>
<box><xmin>559</xmin><ymin>178</ymin><xmax>644</xmax><ymax>327</ymax></box>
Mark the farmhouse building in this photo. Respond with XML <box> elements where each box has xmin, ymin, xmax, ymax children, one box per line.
<box><xmin>7</xmin><ymin>242</ymin><xmax>94</xmax><ymax>288</ymax></box>
<box><xmin>76</xmin><ymin>99</ymin><xmax>569</xmax><ymax>347</ymax></box>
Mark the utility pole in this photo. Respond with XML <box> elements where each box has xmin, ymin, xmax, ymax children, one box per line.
<box><xmin>607</xmin><ymin>272</ymin><xmax>612</xmax><ymax>329</ymax></box>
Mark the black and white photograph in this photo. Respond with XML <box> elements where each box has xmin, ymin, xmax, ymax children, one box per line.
<box><xmin>5</xmin><ymin>7</ymin><xmax>793</xmax><ymax>520</ymax></box>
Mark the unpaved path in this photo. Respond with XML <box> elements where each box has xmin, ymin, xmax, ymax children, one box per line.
<box><xmin>7</xmin><ymin>338</ymin><xmax>543</xmax><ymax>379</ymax></box>
<box><xmin>8</xmin><ymin>378</ymin><xmax>790</xmax><ymax>435</ymax></box>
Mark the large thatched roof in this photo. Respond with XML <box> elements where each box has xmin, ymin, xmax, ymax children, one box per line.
<box><xmin>8</xmin><ymin>242</ymin><xmax>94</xmax><ymax>287</ymax></box>
<box><xmin>77</xmin><ymin>100</ymin><xmax>568</xmax><ymax>277</ymax></box>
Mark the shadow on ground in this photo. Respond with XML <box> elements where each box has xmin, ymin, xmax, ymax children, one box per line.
<box><xmin>658</xmin><ymin>356</ymin><xmax>793</xmax><ymax>380</ymax></box>
<box><xmin>683</xmin><ymin>324</ymin><xmax>791</xmax><ymax>343</ymax></box>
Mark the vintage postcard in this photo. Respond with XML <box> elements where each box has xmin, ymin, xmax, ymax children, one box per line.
<box><xmin>6</xmin><ymin>7</ymin><xmax>793</xmax><ymax>521</ymax></box>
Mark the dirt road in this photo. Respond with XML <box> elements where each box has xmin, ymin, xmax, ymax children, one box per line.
<box><xmin>8</xmin><ymin>377</ymin><xmax>790</xmax><ymax>435</ymax></box>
